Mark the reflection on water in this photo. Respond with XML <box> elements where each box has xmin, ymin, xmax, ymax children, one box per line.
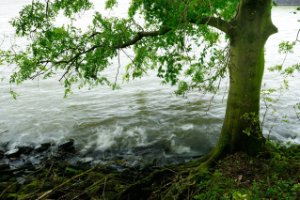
<box><xmin>0</xmin><ymin>2</ymin><xmax>299</xmax><ymax>163</ymax></box>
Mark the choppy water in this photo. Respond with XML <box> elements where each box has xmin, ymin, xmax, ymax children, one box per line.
<box><xmin>0</xmin><ymin>1</ymin><xmax>299</xmax><ymax>163</ymax></box>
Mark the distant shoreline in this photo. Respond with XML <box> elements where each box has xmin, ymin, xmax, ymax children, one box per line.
<box><xmin>275</xmin><ymin>0</ymin><xmax>300</xmax><ymax>6</ymax></box>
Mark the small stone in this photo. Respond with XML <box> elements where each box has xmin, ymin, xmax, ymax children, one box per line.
<box><xmin>35</xmin><ymin>143</ymin><xmax>51</xmax><ymax>152</ymax></box>
<box><xmin>0</xmin><ymin>163</ymin><xmax>10</xmax><ymax>170</ymax></box>
<box><xmin>238</xmin><ymin>175</ymin><xmax>243</xmax><ymax>182</ymax></box>
<box><xmin>77</xmin><ymin>157</ymin><xmax>93</xmax><ymax>165</ymax></box>
<box><xmin>21</xmin><ymin>162</ymin><xmax>34</xmax><ymax>171</ymax></box>
<box><xmin>0</xmin><ymin>150</ymin><xmax>4</xmax><ymax>159</ymax></box>
<box><xmin>5</xmin><ymin>146</ymin><xmax>34</xmax><ymax>158</ymax></box>
<box><xmin>18</xmin><ymin>146</ymin><xmax>34</xmax><ymax>155</ymax></box>
<box><xmin>58</xmin><ymin>139</ymin><xmax>75</xmax><ymax>153</ymax></box>
<box><xmin>5</xmin><ymin>149</ymin><xmax>21</xmax><ymax>158</ymax></box>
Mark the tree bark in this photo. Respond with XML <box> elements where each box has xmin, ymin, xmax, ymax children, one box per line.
<box><xmin>211</xmin><ymin>0</ymin><xmax>277</xmax><ymax>159</ymax></box>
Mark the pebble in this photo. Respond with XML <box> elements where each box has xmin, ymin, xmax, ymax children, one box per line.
<box><xmin>35</xmin><ymin>143</ymin><xmax>51</xmax><ymax>152</ymax></box>
<box><xmin>0</xmin><ymin>150</ymin><xmax>4</xmax><ymax>159</ymax></box>
<box><xmin>58</xmin><ymin>139</ymin><xmax>75</xmax><ymax>153</ymax></box>
<box><xmin>5</xmin><ymin>149</ymin><xmax>21</xmax><ymax>158</ymax></box>
<box><xmin>18</xmin><ymin>146</ymin><xmax>34</xmax><ymax>155</ymax></box>
<box><xmin>0</xmin><ymin>163</ymin><xmax>10</xmax><ymax>170</ymax></box>
<box><xmin>4</xmin><ymin>146</ymin><xmax>34</xmax><ymax>159</ymax></box>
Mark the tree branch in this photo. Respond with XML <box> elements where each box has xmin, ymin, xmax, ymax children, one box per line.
<box><xmin>115</xmin><ymin>27</ymin><xmax>171</xmax><ymax>48</ymax></box>
<box><xmin>190</xmin><ymin>17</ymin><xmax>231</xmax><ymax>34</ymax></box>
<box><xmin>36</xmin><ymin>27</ymin><xmax>172</xmax><ymax>80</ymax></box>
<box><xmin>87</xmin><ymin>27</ymin><xmax>171</xmax><ymax>49</ymax></box>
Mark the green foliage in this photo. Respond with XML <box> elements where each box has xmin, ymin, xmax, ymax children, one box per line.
<box><xmin>194</xmin><ymin>170</ymin><xmax>235</xmax><ymax>200</ymax></box>
<box><xmin>241</xmin><ymin>112</ymin><xmax>260</xmax><ymax>136</ymax></box>
<box><xmin>52</xmin><ymin>0</ymin><xmax>92</xmax><ymax>17</ymax></box>
<box><xmin>0</xmin><ymin>50</ymin><xmax>5</xmax><ymax>65</ymax></box>
<box><xmin>269</xmin><ymin>63</ymin><xmax>300</xmax><ymax>76</ymax></box>
<box><xmin>283</xmin><ymin>63</ymin><xmax>300</xmax><ymax>75</ymax></box>
<box><xmin>9</xmin><ymin>90</ymin><xmax>18</xmax><ymax>100</ymax></box>
<box><xmin>105</xmin><ymin>0</ymin><xmax>118</xmax><ymax>9</ymax></box>
<box><xmin>128</xmin><ymin>0</ymin><xmax>239</xmax><ymax>24</ymax></box>
<box><xmin>270</xmin><ymin>38</ymin><xmax>300</xmax><ymax>122</ymax></box>
<box><xmin>278</xmin><ymin>41</ymin><xmax>296</xmax><ymax>54</ymax></box>
<box><xmin>272</xmin><ymin>40</ymin><xmax>300</xmax><ymax>76</ymax></box>
<box><xmin>4</xmin><ymin>0</ymin><xmax>241</xmax><ymax>95</ymax></box>
<box><xmin>232</xmin><ymin>191</ymin><xmax>248</xmax><ymax>200</ymax></box>
<box><xmin>11</xmin><ymin>0</ymin><xmax>92</xmax><ymax>36</ymax></box>
<box><xmin>175</xmin><ymin>81</ymin><xmax>189</xmax><ymax>95</ymax></box>
<box><xmin>268</xmin><ymin>64</ymin><xmax>282</xmax><ymax>72</ymax></box>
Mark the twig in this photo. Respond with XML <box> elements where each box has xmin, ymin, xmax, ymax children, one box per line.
<box><xmin>267</xmin><ymin>125</ymin><xmax>275</xmax><ymax>140</ymax></box>
<box><xmin>295</xmin><ymin>28</ymin><xmax>300</xmax><ymax>42</ymax></box>
<box><xmin>261</xmin><ymin>96</ymin><xmax>269</xmax><ymax>129</ymax></box>
<box><xmin>102</xmin><ymin>177</ymin><xmax>107</xmax><ymax>200</ymax></box>
<box><xmin>113</xmin><ymin>50</ymin><xmax>121</xmax><ymax>89</ymax></box>
<box><xmin>121</xmin><ymin>49</ymin><xmax>134</xmax><ymax>62</ymax></box>
<box><xmin>37</xmin><ymin>167</ymin><xmax>97</xmax><ymax>200</ymax></box>
<box><xmin>280</xmin><ymin>28</ymin><xmax>300</xmax><ymax>68</ymax></box>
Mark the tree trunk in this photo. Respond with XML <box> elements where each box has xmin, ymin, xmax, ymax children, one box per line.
<box><xmin>211</xmin><ymin>0</ymin><xmax>278</xmax><ymax>159</ymax></box>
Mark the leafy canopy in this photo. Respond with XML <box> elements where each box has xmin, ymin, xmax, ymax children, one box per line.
<box><xmin>5</xmin><ymin>0</ymin><xmax>240</xmax><ymax>95</ymax></box>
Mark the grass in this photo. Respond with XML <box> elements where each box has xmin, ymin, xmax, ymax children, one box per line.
<box><xmin>194</xmin><ymin>143</ymin><xmax>300</xmax><ymax>200</ymax></box>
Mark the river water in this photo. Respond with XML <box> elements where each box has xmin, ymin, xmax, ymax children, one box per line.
<box><xmin>0</xmin><ymin>1</ymin><xmax>299</xmax><ymax>164</ymax></box>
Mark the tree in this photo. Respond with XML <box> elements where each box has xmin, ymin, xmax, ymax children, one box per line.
<box><xmin>4</xmin><ymin>0</ymin><xmax>277</xmax><ymax>166</ymax></box>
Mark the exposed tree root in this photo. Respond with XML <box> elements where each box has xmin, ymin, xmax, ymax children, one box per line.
<box><xmin>118</xmin><ymin>147</ymin><xmax>229</xmax><ymax>200</ymax></box>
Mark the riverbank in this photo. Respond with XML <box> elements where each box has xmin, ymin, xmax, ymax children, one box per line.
<box><xmin>0</xmin><ymin>142</ymin><xmax>299</xmax><ymax>200</ymax></box>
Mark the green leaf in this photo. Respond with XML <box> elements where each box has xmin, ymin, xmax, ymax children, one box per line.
<box><xmin>269</xmin><ymin>65</ymin><xmax>282</xmax><ymax>72</ymax></box>
<box><xmin>10</xmin><ymin>90</ymin><xmax>18</xmax><ymax>100</ymax></box>
<box><xmin>105</xmin><ymin>0</ymin><xmax>117</xmax><ymax>9</ymax></box>
<box><xmin>278</xmin><ymin>41</ymin><xmax>296</xmax><ymax>54</ymax></box>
